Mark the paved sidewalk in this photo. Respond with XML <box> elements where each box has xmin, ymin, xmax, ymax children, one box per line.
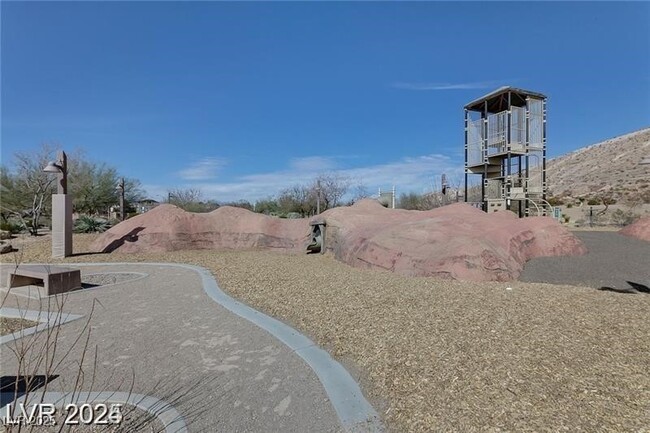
<box><xmin>0</xmin><ymin>263</ymin><xmax>381</xmax><ymax>432</ymax></box>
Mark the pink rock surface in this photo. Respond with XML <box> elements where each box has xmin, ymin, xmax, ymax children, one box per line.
<box><xmin>90</xmin><ymin>204</ymin><xmax>311</xmax><ymax>253</ymax></box>
<box><xmin>619</xmin><ymin>216</ymin><xmax>650</xmax><ymax>242</ymax></box>
<box><xmin>92</xmin><ymin>200</ymin><xmax>587</xmax><ymax>282</ymax></box>
<box><xmin>316</xmin><ymin>200</ymin><xmax>587</xmax><ymax>281</ymax></box>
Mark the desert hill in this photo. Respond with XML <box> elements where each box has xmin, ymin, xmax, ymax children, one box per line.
<box><xmin>546</xmin><ymin>127</ymin><xmax>650</xmax><ymax>204</ymax></box>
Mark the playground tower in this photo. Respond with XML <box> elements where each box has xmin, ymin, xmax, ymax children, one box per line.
<box><xmin>464</xmin><ymin>87</ymin><xmax>548</xmax><ymax>216</ymax></box>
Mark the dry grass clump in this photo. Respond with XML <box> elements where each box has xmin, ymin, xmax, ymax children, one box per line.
<box><xmin>4</xmin><ymin>234</ymin><xmax>650</xmax><ymax>432</ymax></box>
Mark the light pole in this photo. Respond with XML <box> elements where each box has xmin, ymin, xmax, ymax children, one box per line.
<box><xmin>43</xmin><ymin>151</ymin><xmax>72</xmax><ymax>258</ymax></box>
<box><xmin>116</xmin><ymin>177</ymin><xmax>125</xmax><ymax>221</ymax></box>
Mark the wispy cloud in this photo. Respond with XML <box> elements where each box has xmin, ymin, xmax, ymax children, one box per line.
<box><xmin>177</xmin><ymin>157</ymin><xmax>227</xmax><ymax>181</ymax></box>
<box><xmin>157</xmin><ymin>154</ymin><xmax>463</xmax><ymax>203</ymax></box>
<box><xmin>289</xmin><ymin>156</ymin><xmax>337</xmax><ymax>172</ymax></box>
<box><xmin>392</xmin><ymin>81</ymin><xmax>503</xmax><ymax>91</ymax></box>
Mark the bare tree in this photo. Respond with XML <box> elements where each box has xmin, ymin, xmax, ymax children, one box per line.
<box><xmin>397</xmin><ymin>192</ymin><xmax>439</xmax><ymax>210</ymax></box>
<box><xmin>348</xmin><ymin>180</ymin><xmax>371</xmax><ymax>205</ymax></box>
<box><xmin>0</xmin><ymin>144</ymin><xmax>58</xmax><ymax>235</ymax></box>
<box><xmin>312</xmin><ymin>174</ymin><xmax>350</xmax><ymax>209</ymax></box>
<box><xmin>278</xmin><ymin>185</ymin><xmax>313</xmax><ymax>217</ymax></box>
<box><xmin>167</xmin><ymin>188</ymin><xmax>218</xmax><ymax>213</ymax></box>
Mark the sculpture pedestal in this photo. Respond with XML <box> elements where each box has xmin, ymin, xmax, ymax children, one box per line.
<box><xmin>52</xmin><ymin>194</ymin><xmax>73</xmax><ymax>258</ymax></box>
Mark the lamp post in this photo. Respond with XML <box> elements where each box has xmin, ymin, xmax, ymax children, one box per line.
<box><xmin>116</xmin><ymin>177</ymin><xmax>125</xmax><ymax>221</ymax></box>
<box><xmin>43</xmin><ymin>151</ymin><xmax>72</xmax><ymax>258</ymax></box>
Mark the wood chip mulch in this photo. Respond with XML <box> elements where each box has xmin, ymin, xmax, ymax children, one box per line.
<box><xmin>4</xmin><ymin>234</ymin><xmax>649</xmax><ymax>432</ymax></box>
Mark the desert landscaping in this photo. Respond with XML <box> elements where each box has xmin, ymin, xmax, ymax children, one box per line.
<box><xmin>2</xmin><ymin>200</ymin><xmax>649</xmax><ymax>432</ymax></box>
<box><xmin>2</xmin><ymin>127</ymin><xmax>648</xmax><ymax>432</ymax></box>
<box><xmin>2</xmin><ymin>3</ymin><xmax>649</xmax><ymax>430</ymax></box>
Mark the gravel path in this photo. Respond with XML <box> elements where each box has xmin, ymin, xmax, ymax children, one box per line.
<box><xmin>520</xmin><ymin>231</ymin><xmax>650</xmax><ymax>290</ymax></box>
<box><xmin>3</xmin><ymin>233</ymin><xmax>650</xmax><ymax>432</ymax></box>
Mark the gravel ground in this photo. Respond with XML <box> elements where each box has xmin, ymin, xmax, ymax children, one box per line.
<box><xmin>82</xmin><ymin>273</ymin><xmax>143</xmax><ymax>287</ymax></box>
<box><xmin>521</xmin><ymin>231</ymin><xmax>650</xmax><ymax>290</ymax></box>
<box><xmin>0</xmin><ymin>317</ymin><xmax>39</xmax><ymax>336</ymax></box>
<box><xmin>3</xmin><ymin>234</ymin><xmax>650</xmax><ymax>432</ymax></box>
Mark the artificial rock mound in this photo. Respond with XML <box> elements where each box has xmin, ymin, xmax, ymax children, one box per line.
<box><xmin>619</xmin><ymin>215</ymin><xmax>650</xmax><ymax>242</ymax></box>
<box><xmin>90</xmin><ymin>204</ymin><xmax>310</xmax><ymax>253</ymax></box>
<box><xmin>92</xmin><ymin>200</ymin><xmax>587</xmax><ymax>282</ymax></box>
<box><xmin>317</xmin><ymin>200</ymin><xmax>587</xmax><ymax>281</ymax></box>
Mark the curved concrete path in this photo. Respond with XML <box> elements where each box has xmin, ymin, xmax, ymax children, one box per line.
<box><xmin>0</xmin><ymin>263</ymin><xmax>382</xmax><ymax>432</ymax></box>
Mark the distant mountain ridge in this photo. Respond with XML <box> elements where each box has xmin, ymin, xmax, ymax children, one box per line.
<box><xmin>546</xmin><ymin>127</ymin><xmax>650</xmax><ymax>204</ymax></box>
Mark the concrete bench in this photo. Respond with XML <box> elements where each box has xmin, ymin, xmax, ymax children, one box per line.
<box><xmin>7</xmin><ymin>265</ymin><xmax>81</xmax><ymax>296</ymax></box>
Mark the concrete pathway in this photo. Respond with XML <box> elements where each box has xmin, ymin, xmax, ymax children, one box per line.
<box><xmin>0</xmin><ymin>263</ymin><xmax>382</xmax><ymax>432</ymax></box>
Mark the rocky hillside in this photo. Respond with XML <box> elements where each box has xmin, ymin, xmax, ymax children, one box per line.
<box><xmin>547</xmin><ymin>128</ymin><xmax>650</xmax><ymax>204</ymax></box>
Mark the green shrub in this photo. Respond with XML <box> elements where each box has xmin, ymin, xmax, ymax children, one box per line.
<box><xmin>0</xmin><ymin>220</ymin><xmax>24</xmax><ymax>234</ymax></box>
<box><xmin>74</xmin><ymin>215</ymin><xmax>111</xmax><ymax>233</ymax></box>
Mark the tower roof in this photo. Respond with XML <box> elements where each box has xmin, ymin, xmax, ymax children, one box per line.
<box><xmin>465</xmin><ymin>86</ymin><xmax>546</xmax><ymax>113</ymax></box>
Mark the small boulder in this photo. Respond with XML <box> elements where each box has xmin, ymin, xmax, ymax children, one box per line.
<box><xmin>0</xmin><ymin>240</ymin><xmax>13</xmax><ymax>254</ymax></box>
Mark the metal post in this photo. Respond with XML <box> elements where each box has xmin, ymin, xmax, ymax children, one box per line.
<box><xmin>518</xmin><ymin>155</ymin><xmax>523</xmax><ymax>217</ymax></box>
<box><xmin>525</xmin><ymin>97</ymin><xmax>530</xmax><ymax>216</ymax></box>
<box><xmin>118</xmin><ymin>177</ymin><xmax>126</xmax><ymax>221</ymax></box>
<box><xmin>391</xmin><ymin>186</ymin><xmax>395</xmax><ymax>209</ymax></box>
<box><xmin>316</xmin><ymin>180</ymin><xmax>321</xmax><ymax>214</ymax></box>
<box><xmin>482</xmin><ymin>101</ymin><xmax>488</xmax><ymax>212</ymax></box>
<box><xmin>542</xmin><ymin>98</ymin><xmax>548</xmax><ymax>206</ymax></box>
<box><xmin>441</xmin><ymin>173</ymin><xmax>447</xmax><ymax>206</ymax></box>
<box><xmin>464</xmin><ymin>109</ymin><xmax>469</xmax><ymax>203</ymax></box>
<box><xmin>57</xmin><ymin>151</ymin><xmax>68</xmax><ymax>194</ymax></box>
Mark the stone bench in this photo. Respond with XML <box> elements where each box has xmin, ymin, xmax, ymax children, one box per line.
<box><xmin>7</xmin><ymin>265</ymin><xmax>81</xmax><ymax>296</ymax></box>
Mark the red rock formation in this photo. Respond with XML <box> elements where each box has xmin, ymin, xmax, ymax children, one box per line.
<box><xmin>91</xmin><ymin>200</ymin><xmax>587</xmax><ymax>282</ymax></box>
<box><xmin>317</xmin><ymin>200</ymin><xmax>587</xmax><ymax>281</ymax></box>
<box><xmin>619</xmin><ymin>215</ymin><xmax>650</xmax><ymax>242</ymax></box>
<box><xmin>90</xmin><ymin>204</ymin><xmax>311</xmax><ymax>253</ymax></box>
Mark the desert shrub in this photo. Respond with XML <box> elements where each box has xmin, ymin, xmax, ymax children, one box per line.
<box><xmin>611</xmin><ymin>209</ymin><xmax>639</xmax><ymax>227</ymax></box>
<box><xmin>0</xmin><ymin>220</ymin><xmax>24</xmax><ymax>234</ymax></box>
<box><xmin>74</xmin><ymin>215</ymin><xmax>111</xmax><ymax>233</ymax></box>
<box><xmin>587</xmin><ymin>198</ymin><xmax>600</xmax><ymax>206</ymax></box>
<box><xmin>566</xmin><ymin>203</ymin><xmax>573</xmax><ymax>208</ymax></box>
<box><xmin>548</xmin><ymin>197</ymin><xmax>564</xmax><ymax>206</ymax></box>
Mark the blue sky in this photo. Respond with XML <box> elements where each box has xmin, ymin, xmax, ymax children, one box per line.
<box><xmin>2</xmin><ymin>2</ymin><xmax>649</xmax><ymax>202</ymax></box>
